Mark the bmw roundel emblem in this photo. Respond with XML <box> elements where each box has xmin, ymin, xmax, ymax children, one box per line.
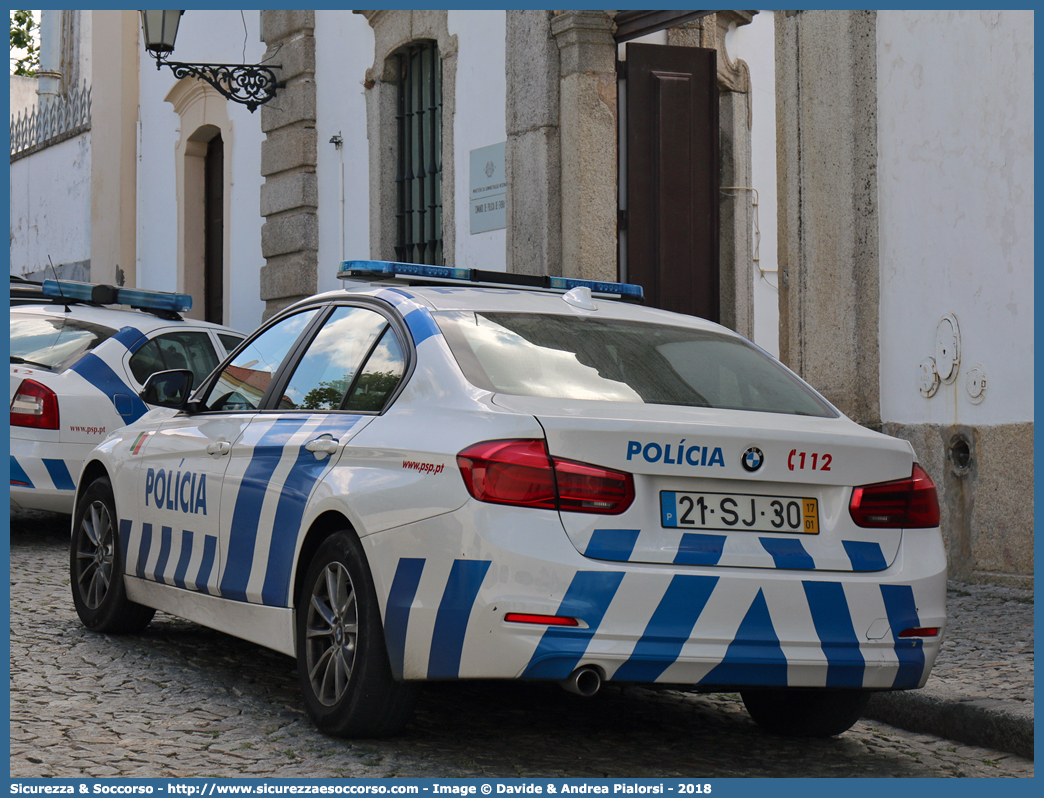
<box><xmin>741</xmin><ymin>447</ymin><xmax>764</xmax><ymax>472</ymax></box>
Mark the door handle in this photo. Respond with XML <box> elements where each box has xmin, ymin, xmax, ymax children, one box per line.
<box><xmin>206</xmin><ymin>438</ymin><xmax>231</xmax><ymax>456</ymax></box>
<box><xmin>305</xmin><ymin>437</ymin><xmax>341</xmax><ymax>459</ymax></box>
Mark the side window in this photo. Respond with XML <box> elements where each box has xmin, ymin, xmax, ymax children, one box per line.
<box><xmin>130</xmin><ymin>331</ymin><xmax>220</xmax><ymax>390</ymax></box>
<box><xmin>218</xmin><ymin>333</ymin><xmax>244</xmax><ymax>354</ymax></box>
<box><xmin>344</xmin><ymin>327</ymin><xmax>406</xmax><ymax>412</ymax></box>
<box><xmin>277</xmin><ymin>306</ymin><xmax>394</xmax><ymax>411</ymax></box>
<box><xmin>201</xmin><ymin>309</ymin><xmax>319</xmax><ymax>412</ymax></box>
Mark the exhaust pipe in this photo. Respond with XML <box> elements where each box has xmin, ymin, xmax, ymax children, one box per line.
<box><xmin>561</xmin><ymin>666</ymin><xmax>602</xmax><ymax>697</ymax></box>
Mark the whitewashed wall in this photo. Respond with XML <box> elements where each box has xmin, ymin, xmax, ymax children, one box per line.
<box><xmin>727</xmin><ymin>12</ymin><xmax>779</xmax><ymax>357</ymax></box>
<box><xmin>10</xmin><ymin>75</ymin><xmax>38</xmax><ymax>116</ymax></box>
<box><xmin>448</xmin><ymin>9</ymin><xmax>507</xmax><ymax>271</ymax></box>
<box><xmin>9</xmin><ymin>132</ymin><xmax>92</xmax><ymax>277</ymax></box>
<box><xmin>314</xmin><ymin>10</ymin><xmax>374</xmax><ymax>296</ymax></box>
<box><xmin>136</xmin><ymin>10</ymin><xmax>266</xmax><ymax>334</ymax></box>
<box><xmin>877</xmin><ymin>10</ymin><xmax>1034</xmax><ymax>425</ymax></box>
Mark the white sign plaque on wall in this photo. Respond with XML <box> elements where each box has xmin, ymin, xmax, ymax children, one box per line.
<box><xmin>469</xmin><ymin>142</ymin><xmax>506</xmax><ymax>234</ymax></box>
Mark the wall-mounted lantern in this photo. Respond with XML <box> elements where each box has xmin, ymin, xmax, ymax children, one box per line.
<box><xmin>139</xmin><ymin>10</ymin><xmax>282</xmax><ymax>112</ymax></box>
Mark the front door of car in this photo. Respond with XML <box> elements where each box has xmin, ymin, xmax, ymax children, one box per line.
<box><xmin>131</xmin><ymin>307</ymin><xmax>322</xmax><ymax>595</ymax></box>
<box><xmin>215</xmin><ymin>304</ymin><xmax>408</xmax><ymax>609</ymax></box>
<box><xmin>129</xmin><ymin>412</ymin><xmax>254</xmax><ymax>595</ymax></box>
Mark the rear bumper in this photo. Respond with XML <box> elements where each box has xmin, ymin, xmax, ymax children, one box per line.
<box><xmin>9</xmin><ymin>439</ymin><xmax>91</xmax><ymax>515</ymax></box>
<box><xmin>362</xmin><ymin>501</ymin><xmax>947</xmax><ymax>690</ymax></box>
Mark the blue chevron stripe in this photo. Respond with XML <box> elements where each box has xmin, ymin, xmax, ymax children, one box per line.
<box><xmin>613</xmin><ymin>574</ymin><xmax>719</xmax><ymax>682</ymax></box>
<box><xmin>521</xmin><ymin>571</ymin><xmax>625</xmax><ymax>680</ymax></box>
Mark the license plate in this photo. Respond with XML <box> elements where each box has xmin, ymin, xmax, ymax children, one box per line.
<box><xmin>661</xmin><ymin>491</ymin><xmax>819</xmax><ymax>535</ymax></box>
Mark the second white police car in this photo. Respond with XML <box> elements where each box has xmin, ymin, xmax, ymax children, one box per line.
<box><xmin>70</xmin><ymin>261</ymin><xmax>946</xmax><ymax>739</ymax></box>
<box><xmin>11</xmin><ymin>281</ymin><xmax>244</xmax><ymax>514</ymax></box>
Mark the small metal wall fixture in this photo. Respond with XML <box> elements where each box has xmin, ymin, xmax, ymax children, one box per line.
<box><xmin>139</xmin><ymin>10</ymin><xmax>282</xmax><ymax>112</ymax></box>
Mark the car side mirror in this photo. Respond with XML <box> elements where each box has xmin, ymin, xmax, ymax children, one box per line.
<box><xmin>140</xmin><ymin>369</ymin><xmax>194</xmax><ymax>411</ymax></box>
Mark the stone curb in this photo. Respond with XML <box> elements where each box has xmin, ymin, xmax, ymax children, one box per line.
<box><xmin>865</xmin><ymin>689</ymin><xmax>1034</xmax><ymax>760</ymax></box>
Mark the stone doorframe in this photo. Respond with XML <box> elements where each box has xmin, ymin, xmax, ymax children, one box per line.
<box><xmin>165</xmin><ymin>79</ymin><xmax>233</xmax><ymax>324</ymax></box>
<box><xmin>505</xmin><ymin>10</ymin><xmax>756</xmax><ymax>337</ymax></box>
<box><xmin>361</xmin><ymin>10</ymin><xmax>458</xmax><ymax>266</ymax></box>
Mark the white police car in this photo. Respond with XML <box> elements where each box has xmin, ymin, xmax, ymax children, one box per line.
<box><xmin>11</xmin><ymin>280</ymin><xmax>244</xmax><ymax>514</ymax></box>
<box><xmin>70</xmin><ymin>261</ymin><xmax>946</xmax><ymax>739</ymax></box>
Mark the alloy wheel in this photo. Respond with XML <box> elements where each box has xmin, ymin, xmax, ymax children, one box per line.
<box><xmin>75</xmin><ymin>499</ymin><xmax>115</xmax><ymax>610</ymax></box>
<box><xmin>304</xmin><ymin>561</ymin><xmax>359</xmax><ymax>706</ymax></box>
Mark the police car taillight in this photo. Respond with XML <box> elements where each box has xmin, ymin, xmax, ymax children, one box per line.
<box><xmin>11</xmin><ymin>379</ymin><xmax>60</xmax><ymax>430</ymax></box>
<box><xmin>849</xmin><ymin>463</ymin><xmax>940</xmax><ymax>528</ymax></box>
<box><xmin>457</xmin><ymin>439</ymin><xmax>634</xmax><ymax>515</ymax></box>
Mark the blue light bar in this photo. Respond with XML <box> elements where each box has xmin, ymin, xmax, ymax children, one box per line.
<box><xmin>337</xmin><ymin>260</ymin><xmax>644</xmax><ymax>302</ymax></box>
<box><xmin>548</xmin><ymin>276</ymin><xmax>644</xmax><ymax>300</ymax></box>
<box><xmin>338</xmin><ymin>260</ymin><xmax>472</xmax><ymax>281</ymax></box>
<box><xmin>42</xmin><ymin>280</ymin><xmax>193</xmax><ymax>312</ymax></box>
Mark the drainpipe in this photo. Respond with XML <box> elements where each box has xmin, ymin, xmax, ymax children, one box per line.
<box><xmin>36</xmin><ymin>9</ymin><xmax>63</xmax><ymax>103</ymax></box>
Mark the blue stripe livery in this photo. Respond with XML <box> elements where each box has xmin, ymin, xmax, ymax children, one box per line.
<box><xmin>759</xmin><ymin>537</ymin><xmax>815</xmax><ymax>570</ymax></box>
<box><xmin>427</xmin><ymin>560</ymin><xmax>491</xmax><ymax>678</ymax></box>
<box><xmin>112</xmin><ymin>326</ymin><xmax>148</xmax><ymax>353</ymax></box>
<box><xmin>118</xmin><ymin>519</ymin><xmax>132</xmax><ymax>564</ymax></box>
<box><xmin>136</xmin><ymin>523</ymin><xmax>154</xmax><ymax>579</ymax></box>
<box><xmin>220</xmin><ymin>418</ymin><xmax>310</xmax><ymax>601</ymax></box>
<box><xmin>374</xmin><ymin>288</ymin><xmax>440</xmax><ymax>345</ymax></box>
<box><xmin>699</xmin><ymin>589</ymin><xmax>788</xmax><ymax>687</ymax></box>
<box><xmin>259</xmin><ymin>416</ymin><xmax>364</xmax><ymax>606</ymax></box>
<box><xmin>154</xmin><ymin>526</ymin><xmax>174</xmax><ymax>582</ymax></box>
<box><xmin>10</xmin><ymin>457</ymin><xmax>34</xmax><ymax>488</ymax></box>
<box><xmin>196</xmin><ymin>535</ymin><xmax>217</xmax><ymax>594</ymax></box>
<box><xmin>125</xmin><ymin>520</ymin><xmax>216</xmax><ymax>594</ymax></box>
<box><xmin>674</xmin><ymin>533</ymin><xmax>727</xmax><ymax>566</ymax></box>
<box><xmin>522</xmin><ymin>571</ymin><xmax>625</xmax><ymax>679</ymax></box>
<box><xmin>69</xmin><ymin>353</ymin><xmax>149</xmax><ymax>423</ymax></box>
<box><xmin>613</xmin><ymin>575</ymin><xmax>719</xmax><ymax>682</ymax></box>
<box><xmin>173</xmin><ymin>530</ymin><xmax>195</xmax><ymax>589</ymax></box>
<box><xmin>384</xmin><ymin>558</ymin><xmax>426</xmax><ymax>679</ymax></box>
<box><xmin>42</xmin><ymin>459</ymin><xmax>76</xmax><ymax>491</ymax></box>
<box><xmin>402</xmin><ymin>308</ymin><xmax>440</xmax><ymax>346</ymax></box>
<box><xmin>584</xmin><ymin>529</ymin><xmax>641</xmax><ymax>562</ymax></box>
<box><xmin>802</xmin><ymin>581</ymin><xmax>865</xmax><ymax>687</ymax></box>
<box><xmin>843</xmin><ymin>540</ymin><xmax>888</xmax><ymax>572</ymax></box>
<box><xmin>880</xmin><ymin>584</ymin><xmax>926</xmax><ymax>688</ymax></box>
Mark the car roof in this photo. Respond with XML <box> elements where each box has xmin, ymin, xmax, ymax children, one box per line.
<box><xmin>303</xmin><ymin>282</ymin><xmax>738</xmax><ymax>337</ymax></box>
<box><xmin>10</xmin><ymin>302</ymin><xmax>244</xmax><ymax>336</ymax></box>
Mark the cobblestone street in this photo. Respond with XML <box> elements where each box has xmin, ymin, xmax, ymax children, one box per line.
<box><xmin>10</xmin><ymin>513</ymin><xmax>1033</xmax><ymax>779</ymax></box>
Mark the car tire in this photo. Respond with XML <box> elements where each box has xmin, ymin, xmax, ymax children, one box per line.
<box><xmin>296</xmin><ymin>530</ymin><xmax>419</xmax><ymax>737</ymax></box>
<box><xmin>741</xmin><ymin>688</ymin><xmax>870</xmax><ymax>737</ymax></box>
<box><xmin>70</xmin><ymin>476</ymin><xmax>155</xmax><ymax>633</ymax></box>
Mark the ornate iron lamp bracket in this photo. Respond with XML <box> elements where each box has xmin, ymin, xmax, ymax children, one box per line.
<box><xmin>156</xmin><ymin>57</ymin><xmax>283</xmax><ymax>112</ymax></box>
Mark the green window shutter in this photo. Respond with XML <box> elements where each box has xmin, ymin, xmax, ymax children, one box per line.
<box><xmin>396</xmin><ymin>41</ymin><xmax>443</xmax><ymax>265</ymax></box>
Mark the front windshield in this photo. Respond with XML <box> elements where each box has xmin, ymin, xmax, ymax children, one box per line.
<box><xmin>434</xmin><ymin>311</ymin><xmax>836</xmax><ymax>418</ymax></box>
<box><xmin>10</xmin><ymin>312</ymin><xmax>116</xmax><ymax>370</ymax></box>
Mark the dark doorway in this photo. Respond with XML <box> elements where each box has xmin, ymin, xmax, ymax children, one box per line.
<box><xmin>624</xmin><ymin>44</ymin><xmax>719</xmax><ymax>321</ymax></box>
<box><xmin>204</xmin><ymin>134</ymin><xmax>224</xmax><ymax>324</ymax></box>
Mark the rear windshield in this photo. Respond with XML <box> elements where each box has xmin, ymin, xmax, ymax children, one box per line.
<box><xmin>10</xmin><ymin>312</ymin><xmax>116</xmax><ymax>370</ymax></box>
<box><xmin>434</xmin><ymin>311</ymin><xmax>836</xmax><ymax>418</ymax></box>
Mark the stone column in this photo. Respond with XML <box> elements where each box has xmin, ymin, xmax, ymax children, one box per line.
<box><xmin>550</xmin><ymin>11</ymin><xmax>617</xmax><ymax>282</ymax></box>
<box><xmin>259</xmin><ymin>11</ymin><xmax>318</xmax><ymax>320</ymax></box>
<box><xmin>505</xmin><ymin>10</ymin><xmax>561</xmax><ymax>277</ymax></box>
<box><xmin>90</xmin><ymin>10</ymin><xmax>138</xmax><ymax>287</ymax></box>
<box><xmin>775</xmin><ymin>10</ymin><xmax>880</xmax><ymax>426</ymax></box>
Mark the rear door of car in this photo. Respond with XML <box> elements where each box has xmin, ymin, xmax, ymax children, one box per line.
<box><xmin>215</xmin><ymin>302</ymin><xmax>409</xmax><ymax>608</ymax></box>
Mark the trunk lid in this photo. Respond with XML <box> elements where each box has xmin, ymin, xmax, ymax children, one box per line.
<box><xmin>493</xmin><ymin>394</ymin><xmax>913</xmax><ymax>573</ymax></box>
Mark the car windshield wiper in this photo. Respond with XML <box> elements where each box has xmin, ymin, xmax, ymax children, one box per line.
<box><xmin>10</xmin><ymin>355</ymin><xmax>54</xmax><ymax>369</ymax></box>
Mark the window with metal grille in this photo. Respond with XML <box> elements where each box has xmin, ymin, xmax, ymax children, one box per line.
<box><xmin>395</xmin><ymin>41</ymin><xmax>443</xmax><ymax>265</ymax></box>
